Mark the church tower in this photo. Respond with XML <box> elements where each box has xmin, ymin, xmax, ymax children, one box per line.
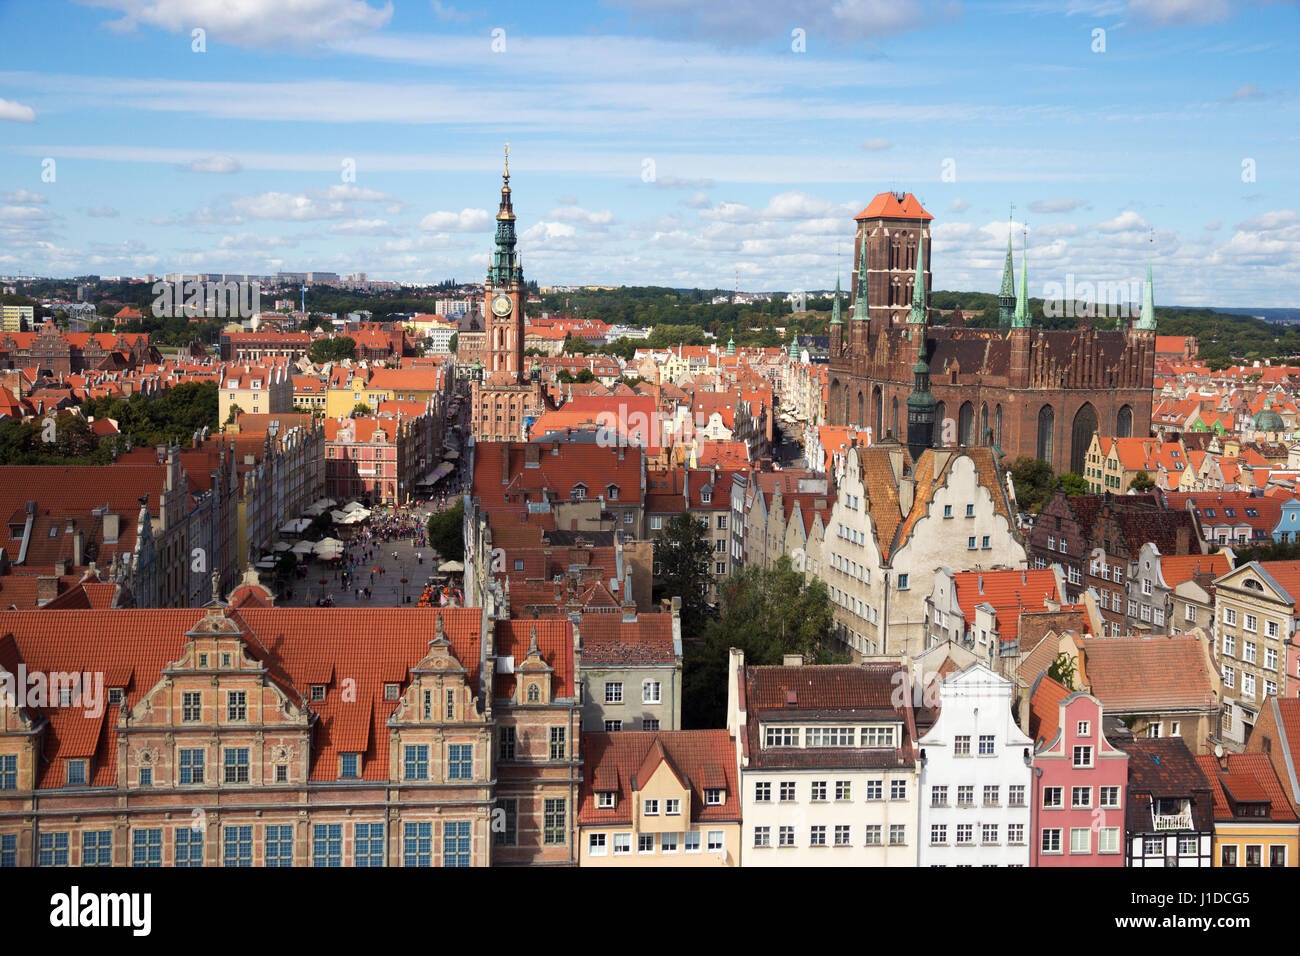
<box><xmin>998</xmin><ymin>221</ymin><xmax>1015</xmax><ymax>330</ymax></box>
<box><xmin>828</xmin><ymin>274</ymin><xmax>843</xmax><ymax>356</ymax></box>
<box><xmin>485</xmin><ymin>144</ymin><xmax>525</xmax><ymax>381</ymax></box>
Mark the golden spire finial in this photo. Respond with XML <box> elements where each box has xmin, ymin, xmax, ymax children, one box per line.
<box><xmin>504</xmin><ymin>141</ymin><xmax>510</xmax><ymax>181</ymax></box>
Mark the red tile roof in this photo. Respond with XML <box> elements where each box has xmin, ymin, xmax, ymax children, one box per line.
<box><xmin>952</xmin><ymin>569</ymin><xmax>1060</xmax><ymax>644</ymax></box>
<box><xmin>855</xmin><ymin>191</ymin><xmax>933</xmax><ymax>221</ymax></box>
<box><xmin>576</xmin><ymin>730</ymin><xmax>739</xmax><ymax>825</ymax></box>
<box><xmin>1194</xmin><ymin>753</ymin><xmax>1298</xmax><ymax>822</ymax></box>
<box><xmin>1080</xmin><ymin>633</ymin><xmax>1218</xmax><ymax>712</ymax></box>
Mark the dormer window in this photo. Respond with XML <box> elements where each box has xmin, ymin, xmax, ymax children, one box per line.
<box><xmin>384</xmin><ymin>683</ymin><xmax>400</xmax><ymax>700</ymax></box>
<box><xmin>527</xmin><ymin>684</ymin><xmax>540</xmax><ymax>703</ymax></box>
<box><xmin>701</xmin><ymin>489</ymin><xmax>712</xmax><ymax>504</ymax></box>
<box><xmin>66</xmin><ymin>759</ymin><xmax>87</xmax><ymax>787</ymax></box>
<box><xmin>311</xmin><ymin>685</ymin><xmax>325</xmax><ymax>702</ymax></box>
<box><xmin>340</xmin><ymin>753</ymin><xmax>360</xmax><ymax>779</ymax></box>
<box><xmin>108</xmin><ymin>688</ymin><xmax>124</xmax><ymax>707</ymax></box>
<box><xmin>705</xmin><ymin>788</ymin><xmax>724</xmax><ymax>806</ymax></box>
<box><xmin>597</xmin><ymin>791</ymin><xmax>616</xmax><ymax>809</ymax></box>
<box><xmin>572</xmin><ymin>484</ymin><xmax>587</xmax><ymax>500</ymax></box>
<box><xmin>198</xmin><ymin>653</ymin><xmax>209</xmax><ymax>668</ymax></box>
<box><xmin>606</xmin><ymin>484</ymin><xmax>620</xmax><ymax>501</ymax></box>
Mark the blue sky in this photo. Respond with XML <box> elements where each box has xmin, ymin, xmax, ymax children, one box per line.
<box><xmin>0</xmin><ymin>0</ymin><xmax>1297</xmax><ymax>305</ymax></box>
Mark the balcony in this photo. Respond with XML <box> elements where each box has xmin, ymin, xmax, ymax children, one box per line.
<box><xmin>1151</xmin><ymin>808</ymin><xmax>1193</xmax><ymax>832</ymax></box>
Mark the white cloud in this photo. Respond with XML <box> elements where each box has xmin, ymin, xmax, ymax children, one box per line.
<box><xmin>1237</xmin><ymin>210</ymin><xmax>1298</xmax><ymax>232</ymax></box>
<box><xmin>86</xmin><ymin>206</ymin><xmax>120</xmax><ymax>217</ymax></box>
<box><xmin>180</xmin><ymin>155</ymin><xmax>242</xmax><ymax>174</ymax></box>
<box><xmin>948</xmin><ymin>198</ymin><xmax>970</xmax><ymax>213</ymax></box>
<box><xmin>2</xmin><ymin>189</ymin><xmax>46</xmax><ymax>204</ymax></box>
<box><xmin>862</xmin><ymin>138</ymin><xmax>892</xmax><ymax>151</ymax></box>
<box><xmin>603</xmin><ymin>0</ymin><xmax>932</xmax><ymax>45</ymax></box>
<box><xmin>522</xmin><ymin>221</ymin><xmax>577</xmax><ymax>241</ymax></box>
<box><xmin>546</xmin><ymin>206</ymin><xmax>616</xmax><ymax>227</ymax></box>
<box><xmin>683</xmin><ymin>192</ymin><xmax>712</xmax><ymax>209</ymax></box>
<box><xmin>1128</xmin><ymin>0</ymin><xmax>1233</xmax><ymax>25</ymax></box>
<box><xmin>419</xmin><ymin>208</ymin><xmax>492</xmax><ymax>232</ymax></box>
<box><xmin>1029</xmin><ymin>198</ymin><xmax>1088</xmax><ymax>214</ymax></box>
<box><xmin>0</xmin><ymin>97</ymin><xmax>36</xmax><ymax>122</ymax></box>
<box><xmin>1092</xmin><ymin>210</ymin><xmax>1149</xmax><ymax>233</ymax></box>
<box><xmin>329</xmin><ymin>218</ymin><xmax>400</xmax><ymax>236</ymax></box>
<box><xmin>78</xmin><ymin>0</ymin><xmax>394</xmax><ymax>49</ymax></box>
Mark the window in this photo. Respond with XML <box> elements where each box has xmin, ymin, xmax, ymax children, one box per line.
<box><xmin>1043</xmin><ymin>787</ymin><xmax>1063</xmax><ymax>808</ymax></box>
<box><xmin>889</xmin><ymin>825</ymin><xmax>905</xmax><ymax>846</ymax></box>
<box><xmin>1070</xmin><ymin>827</ymin><xmax>1091</xmax><ymax>854</ymax></box>
<box><xmin>1270</xmin><ymin>845</ymin><xmax>1286</xmax><ymax>867</ymax></box>
<box><xmin>966</xmin><ymin>504</ymin><xmax>975</xmax><ymax>517</ymax></box>
<box><xmin>356</xmin><ymin>823</ymin><xmax>385</xmax><ymax>866</ymax></box>
<box><xmin>1267</xmin><ymin>620</ymin><xmax>1280</xmax><ymax>639</ymax></box>
<box><xmin>1224</xmin><ymin>607</ymin><xmax>1238</xmax><ymax>626</ymax></box>
<box><xmin>1098</xmin><ymin>828</ymin><xmax>1120</xmax><ymax>854</ymax></box>
<box><xmin>954</xmin><ymin>735</ymin><xmax>971</xmax><ymax>756</ymax></box>
<box><xmin>1244</xmin><ymin>642</ymin><xmax>1257</xmax><ymax>665</ymax></box>
<box><xmin>1246</xmin><ymin>614</ymin><xmax>1258</xmax><ymax>633</ymax></box>
<box><xmin>444</xmin><ymin>821</ymin><xmax>471</xmax><ymax>867</ymax></box>
<box><xmin>865</xmin><ymin>825</ymin><xmax>882</xmax><ymax>846</ymax></box>
<box><xmin>499</xmin><ymin>727</ymin><xmax>516</xmax><ymax>760</ymax></box>
<box><xmin>1100</xmin><ymin>786</ymin><xmax>1120</xmax><ymax>808</ymax></box>
<box><xmin>223</xmin><ymin>826</ymin><xmax>252</xmax><ymax>868</ymax></box>
<box><xmin>978</xmin><ymin>734</ymin><xmax>995</xmax><ymax>755</ymax></box>
<box><xmin>755</xmin><ymin>781</ymin><xmax>772</xmax><ymax>802</ymax></box>
<box><xmin>968</xmin><ymin>536</ymin><xmax>977</xmax><ymax>550</ymax></box>
<box><xmin>1224</xmin><ymin>633</ymin><xmax>1236</xmax><ymax>657</ymax></box>
<box><xmin>66</xmin><ymin>760</ymin><xmax>86</xmax><ymax>787</ymax></box>
<box><xmin>982</xmin><ymin>536</ymin><xmax>990</xmax><ymax>549</ymax></box>
<box><xmin>650</xmin><ymin>516</ymin><xmax>663</xmax><ymax>530</ymax></box>
<box><xmin>664</xmin><ymin>798</ymin><xmax>681</xmax><ymax>816</ymax></box>
<box><xmin>944</xmin><ymin>505</ymin><xmax>953</xmax><ymax>518</ymax></box>
<box><xmin>227</xmin><ymin>691</ymin><xmax>247</xmax><ymax>722</ymax></box>
<box><xmin>865</xmin><ymin>779</ymin><xmax>882</xmax><ymax>800</ymax></box>
<box><xmin>810</xmin><ymin>781</ymin><xmax>827</xmax><ymax>802</ymax></box>
<box><xmin>1072</xmin><ymin>786</ymin><xmax>1092</xmax><ymax>808</ymax></box>
<box><xmin>0</xmin><ymin>834</ymin><xmax>15</xmax><ymax>868</ymax></box>
<box><xmin>182</xmin><ymin>691</ymin><xmax>201</xmax><ymax>722</ymax></box>
<box><xmin>82</xmin><ymin>830</ymin><xmax>112</xmax><ymax>867</ymax></box>
<box><xmin>605</xmin><ymin>682</ymin><xmax>623</xmax><ymax>704</ymax></box>
<box><xmin>175</xmin><ymin>827</ymin><xmax>204</xmax><ymax>867</ymax></box>
<box><xmin>706</xmin><ymin>788</ymin><xmax>724</xmax><ymax>806</ymax></box>
<box><xmin>1221</xmin><ymin>845</ymin><xmax>1238</xmax><ymax>867</ymax></box>
<box><xmin>179</xmin><ymin>748</ymin><xmax>205</xmax><ymax>785</ymax></box>
<box><xmin>589</xmin><ymin>833</ymin><xmax>608</xmax><ymax>856</ymax></box>
<box><xmin>1073</xmin><ymin>745</ymin><xmax>1093</xmax><ymax>768</ymax></box>
<box><xmin>890</xmin><ymin>779</ymin><xmax>907</xmax><ymax>800</ymax></box>
<box><xmin>448</xmin><ymin>744</ymin><xmax>472</xmax><ymax>780</ymax></box>
<box><xmin>954</xmin><ymin>824</ymin><xmax>973</xmax><ymax>845</ymax></box>
<box><xmin>549</xmin><ymin>727</ymin><xmax>566</xmax><ymax>761</ymax></box>
<box><xmin>604</xmin><ymin>720</ymin><xmax>622</xmax><ymax>732</ymax></box>
<box><xmin>642</xmin><ymin>681</ymin><xmax>661</xmax><ymax>704</ymax></box>
<box><xmin>931</xmin><ymin>785</ymin><xmax>948</xmax><ymax>807</ymax></box>
<box><xmin>810</xmin><ymin>825</ymin><xmax>827</xmax><ymax>847</ymax></box>
<box><xmin>223</xmin><ymin>748</ymin><xmax>250</xmax><ymax>784</ymax></box>
<box><xmin>765</xmin><ymin>726</ymin><xmax>799</xmax><ymax>747</ymax></box>
<box><xmin>0</xmin><ymin>754</ymin><xmax>15</xmax><ymax>791</ymax></box>
<box><xmin>1077</xmin><ymin>720</ymin><xmax>1091</xmax><ymax>737</ymax></box>
<box><xmin>404</xmin><ymin>744</ymin><xmax>429</xmax><ymax>780</ymax></box>
<box><xmin>403</xmin><ymin>822</ymin><xmax>432</xmax><ymax>867</ymax></box>
<box><xmin>384</xmin><ymin>683</ymin><xmax>400</xmax><ymax>701</ymax></box>
<box><xmin>1008</xmin><ymin>824</ymin><xmax>1025</xmax><ymax>845</ymax></box>
<box><xmin>983</xmin><ymin>785</ymin><xmax>999</xmax><ymax>807</ymax></box>
<box><xmin>643</xmin><ymin>798</ymin><xmax>660</xmax><ymax>817</ymax></box>
<box><xmin>340</xmin><ymin>753</ymin><xmax>359</xmax><ymax>779</ymax></box>
<box><xmin>778</xmin><ymin>826</ymin><xmax>795</xmax><ymax>847</ymax></box>
<box><xmin>139</xmin><ymin>767</ymin><xmax>152</xmax><ymax>787</ymax></box>
<box><xmin>1041</xmin><ymin>829</ymin><xmax>1062</xmax><ymax>854</ymax></box>
<box><xmin>835</xmin><ymin>780</ymin><xmax>852</xmax><ymax>801</ymax></box>
<box><xmin>38</xmin><ymin>831</ymin><xmax>70</xmax><ymax>867</ymax></box>
<box><xmin>445</xmin><ymin>689</ymin><xmax>456</xmax><ymax>721</ymax></box>
<box><xmin>982</xmin><ymin>824</ymin><xmax>998</xmax><ymax>844</ymax></box>
<box><xmin>544</xmin><ymin>798</ymin><xmax>566</xmax><ymax>845</ymax></box>
<box><xmin>931</xmin><ymin>824</ymin><xmax>948</xmax><ymax>845</ymax></box>
<box><xmin>897</xmin><ymin>574</ymin><xmax>909</xmax><ymax>590</ymax></box>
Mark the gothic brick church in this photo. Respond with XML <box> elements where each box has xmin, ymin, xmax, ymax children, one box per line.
<box><xmin>826</xmin><ymin>191</ymin><xmax>1156</xmax><ymax>475</ymax></box>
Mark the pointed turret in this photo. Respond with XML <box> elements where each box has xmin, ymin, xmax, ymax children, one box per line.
<box><xmin>907</xmin><ymin>229</ymin><xmax>927</xmax><ymax>325</ymax></box>
<box><xmin>1135</xmin><ymin>262</ymin><xmax>1156</xmax><ymax>331</ymax></box>
<box><xmin>853</xmin><ymin>238</ymin><xmax>869</xmax><ymax>321</ymax></box>
<box><xmin>788</xmin><ymin>336</ymin><xmax>799</xmax><ymax>360</ymax></box>
<box><xmin>726</xmin><ymin>335</ymin><xmax>735</xmax><ymax>356</ymax></box>
<box><xmin>488</xmin><ymin>143</ymin><xmax>520</xmax><ymax>287</ymax></box>
<box><xmin>998</xmin><ymin>222</ymin><xmax>1015</xmax><ymax>330</ymax></box>
<box><xmin>829</xmin><ymin>274</ymin><xmax>843</xmax><ymax>326</ymax></box>
<box><xmin>906</xmin><ymin>341</ymin><xmax>936</xmax><ymax>462</ymax></box>
<box><xmin>1012</xmin><ymin>232</ymin><xmax>1031</xmax><ymax>328</ymax></box>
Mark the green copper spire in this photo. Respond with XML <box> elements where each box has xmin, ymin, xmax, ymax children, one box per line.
<box><xmin>1135</xmin><ymin>262</ymin><xmax>1157</xmax><ymax>331</ymax></box>
<box><xmin>726</xmin><ymin>335</ymin><xmax>735</xmax><ymax>356</ymax></box>
<box><xmin>998</xmin><ymin>218</ymin><xmax>1015</xmax><ymax>330</ymax></box>
<box><xmin>488</xmin><ymin>144</ymin><xmax>521</xmax><ymax>287</ymax></box>
<box><xmin>853</xmin><ymin>238</ymin><xmax>869</xmax><ymax>321</ymax></box>
<box><xmin>789</xmin><ymin>336</ymin><xmax>799</xmax><ymax>360</ymax></box>
<box><xmin>829</xmin><ymin>273</ymin><xmax>843</xmax><ymax>326</ymax></box>
<box><xmin>1012</xmin><ymin>230</ymin><xmax>1031</xmax><ymax>328</ymax></box>
<box><xmin>907</xmin><ymin>229</ymin><xmax>927</xmax><ymax>325</ymax></box>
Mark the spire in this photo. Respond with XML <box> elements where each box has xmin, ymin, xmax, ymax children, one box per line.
<box><xmin>907</xmin><ymin>228</ymin><xmax>927</xmax><ymax>325</ymax></box>
<box><xmin>1135</xmin><ymin>254</ymin><xmax>1156</xmax><ymax>331</ymax></box>
<box><xmin>853</xmin><ymin>237</ymin><xmax>869</xmax><ymax>321</ymax></box>
<box><xmin>789</xmin><ymin>336</ymin><xmax>799</xmax><ymax>360</ymax></box>
<box><xmin>1012</xmin><ymin>226</ymin><xmax>1031</xmax><ymax>328</ymax></box>
<box><xmin>906</xmin><ymin>338</ymin><xmax>936</xmax><ymax>460</ymax></box>
<box><xmin>998</xmin><ymin>207</ymin><xmax>1015</xmax><ymax>330</ymax></box>
<box><xmin>488</xmin><ymin>143</ymin><xmax>520</xmax><ymax>287</ymax></box>
<box><xmin>726</xmin><ymin>335</ymin><xmax>735</xmax><ymax>356</ymax></box>
<box><xmin>829</xmin><ymin>273</ymin><xmax>843</xmax><ymax>325</ymax></box>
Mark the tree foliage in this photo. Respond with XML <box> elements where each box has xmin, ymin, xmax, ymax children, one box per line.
<box><xmin>426</xmin><ymin>499</ymin><xmax>464</xmax><ymax>563</ymax></box>
<box><xmin>654</xmin><ymin>512</ymin><xmax>715</xmax><ymax>640</ymax></box>
<box><xmin>308</xmin><ymin>336</ymin><xmax>357</xmax><ymax>364</ymax></box>
<box><xmin>1129</xmin><ymin>470</ymin><xmax>1155</xmax><ymax>492</ymax></box>
<box><xmin>683</xmin><ymin>556</ymin><xmax>839</xmax><ymax>728</ymax></box>
<box><xmin>1009</xmin><ymin>457</ymin><xmax>1055</xmax><ymax>513</ymax></box>
<box><xmin>1057</xmin><ymin>472</ymin><xmax>1088</xmax><ymax>496</ymax></box>
<box><xmin>83</xmin><ymin>381</ymin><xmax>219</xmax><ymax>447</ymax></box>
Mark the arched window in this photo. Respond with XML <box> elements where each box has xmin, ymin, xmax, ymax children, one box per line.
<box><xmin>958</xmin><ymin>402</ymin><xmax>975</xmax><ymax>446</ymax></box>
<box><xmin>891</xmin><ymin>397</ymin><xmax>899</xmax><ymax>440</ymax></box>
<box><xmin>995</xmin><ymin>405</ymin><xmax>1003</xmax><ymax>448</ymax></box>
<box><xmin>1071</xmin><ymin>403</ymin><xmax>1098</xmax><ymax>475</ymax></box>
<box><xmin>527</xmin><ymin>684</ymin><xmax>540</xmax><ymax>703</ymax></box>
<box><xmin>934</xmin><ymin>401</ymin><xmax>947</xmax><ymax>446</ymax></box>
<box><xmin>1037</xmin><ymin>405</ymin><xmax>1055</xmax><ymax>467</ymax></box>
<box><xmin>872</xmin><ymin>385</ymin><xmax>883</xmax><ymax>438</ymax></box>
<box><xmin>980</xmin><ymin>404</ymin><xmax>989</xmax><ymax>445</ymax></box>
<box><xmin>1117</xmin><ymin>404</ymin><xmax>1133</xmax><ymax>438</ymax></box>
<box><xmin>857</xmin><ymin>390</ymin><xmax>865</xmax><ymax>428</ymax></box>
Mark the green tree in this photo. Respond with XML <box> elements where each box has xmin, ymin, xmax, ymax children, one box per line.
<box><xmin>427</xmin><ymin>499</ymin><xmax>464</xmax><ymax>563</ymax></box>
<box><xmin>448</xmin><ymin>332</ymin><xmax>458</xmax><ymax>353</ymax></box>
<box><xmin>225</xmin><ymin>403</ymin><xmax>245</xmax><ymax>425</ymax></box>
<box><xmin>1057</xmin><ymin>472</ymin><xmax>1088</xmax><ymax>496</ymax></box>
<box><xmin>565</xmin><ymin>335</ymin><xmax>594</xmax><ymax>355</ymax></box>
<box><xmin>351</xmin><ymin>402</ymin><xmax>374</xmax><ymax>417</ymax></box>
<box><xmin>654</xmin><ymin>511</ymin><xmax>715</xmax><ymax>640</ymax></box>
<box><xmin>1129</xmin><ymin>470</ymin><xmax>1155</xmax><ymax>492</ymax></box>
<box><xmin>1046</xmin><ymin>652</ymin><xmax>1078</xmax><ymax>691</ymax></box>
<box><xmin>1009</xmin><ymin>457</ymin><xmax>1055</xmax><ymax>513</ymax></box>
<box><xmin>308</xmin><ymin>336</ymin><xmax>357</xmax><ymax>364</ymax></box>
<box><xmin>683</xmin><ymin>556</ymin><xmax>839</xmax><ymax>727</ymax></box>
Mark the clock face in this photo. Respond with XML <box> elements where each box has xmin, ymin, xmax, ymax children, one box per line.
<box><xmin>491</xmin><ymin>294</ymin><xmax>513</xmax><ymax>317</ymax></box>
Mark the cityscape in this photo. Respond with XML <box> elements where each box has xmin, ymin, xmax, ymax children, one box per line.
<box><xmin>0</xmin><ymin>0</ymin><xmax>1298</xmax><ymax>929</ymax></box>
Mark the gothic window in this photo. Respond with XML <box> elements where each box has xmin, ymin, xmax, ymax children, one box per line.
<box><xmin>958</xmin><ymin>402</ymin><xmax>975</xmax><ymax>447</ymax></box>
<box><xmin>1070</xmin><ymin>403</ymin><xmax>1098</xmax><ymax>476</ymax></box>
<box><xmin>891</xmin><ymin>397</ymin><xmax>899</xmax><ymax>440</ymax></box>
<box><xmin>1037</xmin><ymin>405</ymin><xmax>1055</xmax><ymax>467</ymax></box>
<box><xmin>857</xmin><ymin>391</ymin><xmax>865</xmax><ymax>428</ymax></box>
<box><xmin>1116</xmin><ymin>404</ymin><xmax>1133</xmax><ymax>438</ymax></box>
<box><xmin>995</xmin><ymin>405</ymin><xmax>1003</xmax><ymax>448</ymax></box>
<box><xmin>873</xmin><ymin>386</ymin><xmax>883</xmax><ymax>438</ymax></box>
<box><xmin>980</xmin><ymin>404</ymin><xmax>989</xmax><ymax>445</ymax></box>
<box><xmin>934</xmin><ymin>401</ymin><xmax>947</xmax><ymax>446</ymax></box>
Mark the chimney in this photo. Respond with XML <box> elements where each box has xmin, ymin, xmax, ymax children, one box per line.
<box><xmin>978</xmin><ymin>572</ymin><xmax>984</xmax><ymax>594</ymax></box>
<box><xmin>102</xmin><ymin>511</ymin><xmax>119</xmax><ymax>543</ymax></box>
<box><xmin>36</xmin><ymin>575</ymin><xmax>60</xmax><ymax>605</ymax></box>
<box><xmin>783</xmin><ymin>654</ymin><xmax>803</xmax><ymax>667</ymax></box>
<box><xmin>72</xmin><ymin>530</ymin><xmax>83</xmax><ymax>568</ymax></box>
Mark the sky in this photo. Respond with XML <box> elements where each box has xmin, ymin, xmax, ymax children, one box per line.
<box><xmin>0</xmin><ymin>0</ymin><xmax>1297</xmax><ymax>306</ymax></box>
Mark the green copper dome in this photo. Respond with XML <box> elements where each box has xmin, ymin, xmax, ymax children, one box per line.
<box><xmin>1255</xmin><ymin>394</ymin><xmax>1284</xmax><ymax>432</ymax></box>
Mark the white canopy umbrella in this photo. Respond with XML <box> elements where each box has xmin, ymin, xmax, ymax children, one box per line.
<box><xmin>313</xmin><ymin>538</ymin><xmax>344</xmax><ymax>556</ymax></box>
<box><xmin>291</xmin><ymin>540</ymin><xmax>317</xmax><ymax>556</ymax></box>
<box><xmin>280</xmin><ymin>517</ymin><xmax>312</xmax><ymax>535</ymax></box>
<box><xmin>342</xmin><ymin>500</ymin><xmax>367</xmax><ymax>514</ymax></box>
<box><xmin>272</xmin><ymin>541</ymin><xmax>293</xmax><ymax>552</ymax></box>
<box><xmin>437</xmin><ymin>560</ymin><xmax>464</xmax><ymax>573</ymax></box>
<box><xmin>330</xmin><ymin>510</ymin><xmax>351</xmax><ymax>523</ymax></box>
<box><xmin>255</xmin><ymin>557</ymin><xmax>278</xmax><ymax>570</ymax></box>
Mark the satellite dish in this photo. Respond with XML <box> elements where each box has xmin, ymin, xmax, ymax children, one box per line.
<box><xmin>1214</xmin><ymin>743</ymin><xmax>1224</xmax><ymax>758</ymax></box>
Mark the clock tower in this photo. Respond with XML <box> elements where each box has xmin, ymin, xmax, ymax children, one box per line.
<box><xmin>485</xmin><ymin>143</ymin><xmax>525</xmax><ymax>381</ymax></box>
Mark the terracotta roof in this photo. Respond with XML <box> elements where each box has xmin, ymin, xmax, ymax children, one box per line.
<box><xmin>854</xmin><ymin>191</ymin><xmax>933</xmax><ymax>221</ymax></box>
<box><xmin>1159</xmin><ymin>553</ymin><xmax>1229</xmax><ymax>589</ymax></box>
<box><xmin>1194</xmin><ymin>753</ymin><xmax>1298</xmax><ymax>822</ymax></box>
<box><xmin>576</xmin><ymin>730</ymin><xmax>740</xmax><ymax>825</ymax></box>
<box><xmin>1119</xmin><ymin>737</ymin><xmax>1214</xmax><ymax>833</ymax></box>
<box><xmin>1027</xmin><ymin>674</ymin><xmax>1070</xmax><ymax>749</ymax></box>
<box><xmin>1081</xmin><ymin>633</ymin><xmax>1217</xmax><ymax>712</ymax></box>
<box><xmin>952</xmin><ymin>569</ymin><xmax>1059</xmax><ymax>644</ymax></box>
<box><xmin>579</xmin><ymin>614</ymin><xmax>675</xmax><ymax>665</ymax></box>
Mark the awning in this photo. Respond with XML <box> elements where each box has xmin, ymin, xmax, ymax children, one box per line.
<box><xmin>444</xmin><ymin>450</ymin><xmax>460</xmax><ymax>460</ymax></box>
<box><xmin>272</xmin><ymin>542</ymin><xmax>293</xmax><ymax>552</ymax></box>
<box><xmin>255</xmin><ymin>557</ymin><xmax>278</xmax><ymax>570</ymax></box>
<box><xmin>313</xmin><ymin>538</ymin><xmax>344</xmax><ymax>556</ymax></box>
<box><xmin>280</xmin><ymin>518</ymin><xmax>312</xmax><ymax>535</ymax></box>
<box><xmin>291</xmin><ymin>540</ymin><xmax>317</xmax><ymax>555</ymax></box>
<box><xmin>438</xmin><ymin>560</ymin><xmax>464</xmax><ymax>572</ymax></box>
